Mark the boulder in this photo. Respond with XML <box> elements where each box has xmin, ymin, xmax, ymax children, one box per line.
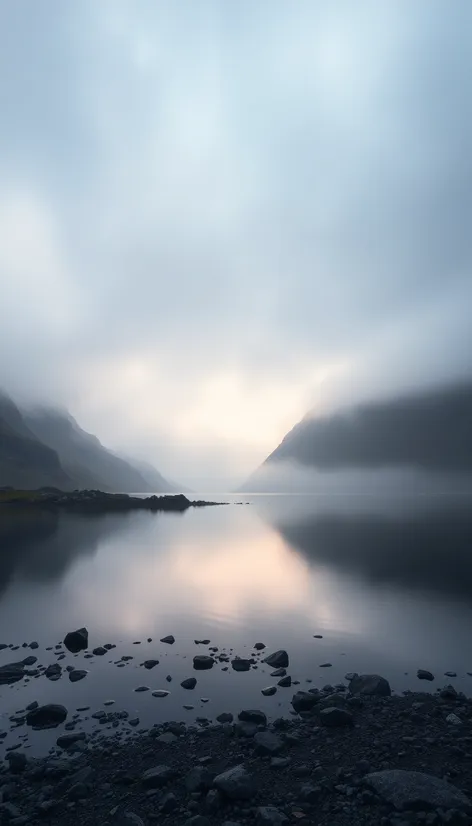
<box><xmin>63</xmin><ymin>628</ymin><xmax>88</xmax><ymax>653</ymax></box>
<box><xmin>238</xmin><ymin>709</ymin><xmax>267</xmax><ymax>726</ymax></box>
<box><xmin>26</xmin><ymin>704</ymin><xmax>67</xmax><ymax>729</ymax></box>
<box><xmin>319</xmin><ymin>707</ymin><xmax>353</xmax><ymax>727</ymax></box>
<box><xmin>349</xmin><ymin>674</ymin><xmax>391</xmax><ymax>697</ymax></box>
<box><xmin>213</xmin><ymin>765</ymin><xmax>254</xmax><ymax>799</ymax></box>
<box><xmin>263</xmin><ymin>650</ymin><xmax>289</xmax><ymax>669</ymax></box>
<box><xmin>193</xmin><ymin>655</ymin><xmax>214</xmax><ymax>670</ymax></box>
<box><xmin>291</xmin><ymin>691</ymin><xmax>319</xmax><ymax>713</ymax></box>
<box><xmin>366</xmin><ymin>770</ymin><xmax>472</xmax><ymax>812</ymax></box>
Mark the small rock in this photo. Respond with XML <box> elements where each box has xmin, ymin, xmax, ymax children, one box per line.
<box><xmin>45</xmin><ymin>663</ymin><xmax>62</xmax><ymax>681</ymax></box>
<box><xmin>238</xmin><ymin>709</ymin><xmax>267</xmax><ymax>726</ymax></box>
<box><xmin>256</xmin><ymin>806</ymin><xmax>288</xmax><ymax>825</ymax></box>
<box><xmin>417</xmin><ymin>670</ymin><xmax>435</xmax><ymax>681</ymax></box>
<box><xmin>313</xmin><ymin>634</ymin><xmax>323</xmax><ymax>638</ymax></box>
<box><xmin>319</xmin><ymin>662</ymin><xmax>332</xmax><ymax>668</ymax></box>
<box><xmin>253</xmin><ymin>732</ymin><xmax>284</xmax><ymax>755</ymax></box>
<box><xmin>263</xmin><ymin>650</ymin><xmax>289</xmax><ymax>669</ymax></box>
<box><xmin>57</xmin><ymin>732</ymin><xmax>86</xmax><ymax>749</ymax></box>
<box><xmin>134</xmin><ymin>686</ymin><xmax>150</xmax><ymax>692</ymax></box>
<box><xmin>143</xmin><ymin>659</ymin><xmax>159</xmax><ymax>669</ymax></box>
<box><xmin>444</xmin><ymin>671</ymin><xmax>457</xmax><ymax>677</ymax></box>
<box><xmin>157</xmin><ymin>732</ymin><xmax>178</xmax><ymax>744</ymax></box>
<box><xmin>30</xmin><ymin>641</ymin><xmax>39</xmax><ymax>649</ymax></box>
<box><xmin>69</xmin><ymin>670</ymin><xmax>87</xmax><ymax>683</ymax></box>
<box><xmin>278</xmin><ymin>675</ymin><xmax>291</xmax><ymax>687</ymax></box>
<box><xmin>160</xmin><ymin>792</ymin><xmax>178</xmax><ymax>813</ymax></box>
<box><xmin>261</xmin><ymin>685</ymin><xmax>277</xmax><ymax>696</ymax></box>
<box><xmin>63</xmin><ymin>628</ymin><xmax>88</xmax><ymax>653</ymax></box>
<box><xmin>349</xmin><ymin>674</ymin><xmax>391</xmax><ymax>697</ymax></box>
<box><xmin>270</xmin><ymin>757</ymin><xmax>291</xmax><ymax>769</ymax></box>
<box><xmin>195</xmin><ymin>640</ymin><xmax>211</xmax><ymax>645</ymax></box>
<box><xmin>92</xmin><ymin>647</ymin><xmax>107</xmax><ymax>656</ymax></box>
<box><xmin>231</xmin><ymin>658</ymin><xmax>252</xmax><ymax>672</ymax></box>
<box><xmin>141</xmin><ymin>765</ymin><xmax>176</xmax><ymax>788</ymax></box>
<box><xmin>217</xmin><ymin>712</ymin><xmax>233</xmax><ymax>723</ymax></box>
<box><xmin>160</xmin><ymin>635</ymin><xmax>175</xmax><ymax>644</ymax></box>
<box><xmin>270</xmin><ymin>668</ymin><xmax>286</xmax><ymax>677</ymax></box>
<box><xmin>152</xmin><ymin>690</ymin><xmax>169</xmax><ymax>698</ymax></box>
<box><xmin>214</xmin><ymin>765</ymin><xmax>254</xmax><ymax>799</ymax></box>
<box><xmin>319</xmin><ymin>707</ymin><xmax>354</xmax><ymax>727</ymax></box>
<box><xmin>254</xmin><ymin>643</ymin><xmax>266</xmax><ymax>650</ymax></box>
<box><xmin>446</xmin><ymin>713</ymin><xmax>462</xmax><ymax>725</ymax></box>
<box><xmin>291</xmin><ymin>691</ymin><xmax>319</xmax><ymax>713</ymax></box>
<box><xmin>193</xmin><ymin>656</ymin><xmax>214</xmax><ymax>670</ymax></box>
<box><xmin>181</xmin><ymin>678</ymin><xmax>197</xmax><ymax>690</ymax></box>
<box><xmin>300</xmin><ymin>784</ymin><xmax>322</xmax><ymax>803</ymax></box>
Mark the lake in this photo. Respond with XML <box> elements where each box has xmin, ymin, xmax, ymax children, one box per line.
<box><xmin>1</xmin><ymin>491</ymin><xmax>472</xmax><ymax>756</ymax></box>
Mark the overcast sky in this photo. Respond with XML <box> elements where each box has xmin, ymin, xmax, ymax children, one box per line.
<box><xmin>1</xmin><ymin>1</ymin><xmax>471</xmax><ymax>489</ymax></box>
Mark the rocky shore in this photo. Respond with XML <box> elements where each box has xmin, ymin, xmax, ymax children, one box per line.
<box><xmin>0</xmin><ymin>489</ymin><xmax>225</xmax><ymax>512</ymax></box>
<box><xmin>2</xmin><ymin>652</ymin><xmax>472</xmax><ymax>826</ymax></box>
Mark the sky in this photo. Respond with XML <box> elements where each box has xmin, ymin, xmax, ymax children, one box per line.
<box><xmin>1</xmin><ymin>0</ymin><xmax>472</xmax><ymax>490</ymax></box>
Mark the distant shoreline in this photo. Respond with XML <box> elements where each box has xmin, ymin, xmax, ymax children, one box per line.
<box><xmin>0</xmin><ymin>488</ymin><xmax>226</xmax><ymax>513</ymax></box>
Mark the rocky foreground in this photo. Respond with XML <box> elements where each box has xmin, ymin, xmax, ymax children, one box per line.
<box><xmin>0</xmin><ymin>489</ymin><xmax>225</xmax><ymax>512</ymax></box>
<box><xmin>4</xmin><ymin>673</ymin><xmax>472</xmax><ymax>826</ymax></box>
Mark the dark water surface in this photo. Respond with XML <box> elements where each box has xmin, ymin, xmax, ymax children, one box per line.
<box><xmin>1</xmin><ymin>491</ymin><xmax>472</xmax><ymax>755</ymax></box>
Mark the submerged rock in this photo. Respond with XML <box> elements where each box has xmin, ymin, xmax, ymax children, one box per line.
<box><xmin>63</xmin><ymin>627</ymin><xmax>88</xmax><ymax>653</ymax></box>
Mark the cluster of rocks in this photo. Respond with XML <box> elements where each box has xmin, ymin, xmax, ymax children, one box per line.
<box><xmin>3</xmin><ymin>675</ymin><xmax>472</xmax><ymax>826</ymax></box>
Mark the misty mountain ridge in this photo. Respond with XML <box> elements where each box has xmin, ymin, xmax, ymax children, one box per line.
<box><xmin>0</xmin><ymin>391</ymin><xmax>175</xmax><ymax>493</ymax></box>
<box><xmin>243</xmin><ymin>378</ymin><xmax>472</xmax><ymax>492</ymax></box>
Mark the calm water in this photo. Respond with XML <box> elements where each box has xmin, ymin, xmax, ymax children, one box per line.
<box><xmin>1</xmin><ymin>491</ymin><xmax>472</xmax><ymax>755</ymax></box>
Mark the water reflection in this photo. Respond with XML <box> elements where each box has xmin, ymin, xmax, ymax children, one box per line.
<box><xmin>269</xmin><ymin>496</ymin><xmax>472</xmax><ymax>602</ymax></box>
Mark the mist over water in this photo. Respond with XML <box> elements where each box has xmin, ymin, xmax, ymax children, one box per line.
<box><xmin>1</xmin><ymin>487</ymin><xmax>472</xmax><ymax>755</ymax></box>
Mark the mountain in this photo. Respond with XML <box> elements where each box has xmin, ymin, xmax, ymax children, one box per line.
<box><xmin>0</xmin><ymin>393</ymin><xmax>71</xmax><ymax>490</ymax></box>
<box><xmin>243</xmin><ymin>380</ymin><xmax>472</xmax><ymax>491</ymax></box>
<box><xmin>23</xmin><ymin>408</ymin><xmax>174</xmax><ymax>493</ymax></box>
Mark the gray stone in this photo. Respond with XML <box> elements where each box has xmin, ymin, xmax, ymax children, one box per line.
<box><xmin>291</xmin><ymin>691</ymin><xmax>319</xmax><ymax>713</ymax></box>
<box><xmin>235</xmin><ymin>721</ymin><xmax>258</xmax><ymax>738</ymax></box>
<box><xmin>446</xmin><ymin>713</ymin><xmax>462</xmax><ymax>725</ymax></box>
<box><xmin>143</xmin><ymin>659</ymin><xmax>159</xmax><ymax>669</ymax></box>
<box><xmin>365</xmin><ymin>770</ymin><xmax>472</xmax><ymax>812</ymax></box>
<box><xmin>263</xmin><ymin>650</ymin><xmax>289</xmax><ymax>669</ymax></box>
<box><xmin>69</xmin><ymin>669</ymin><xmax>87</xmax><ymax>683</ymax></box>
<box><xmin>181</xmin><ymin>678</ymin><xmax>197</xmax><ymax>690</ymax></box>
<box><xmin>253</xmin><ymin>732</ymin><xmax>284</xmax><ymax>755</ymax></box>
<box><xmin>45</xmin><ymin>663</ymin><xmax>62</xmax><ymax>680</ymax></box>
<box><xmin>185</xmin><ymin>766</ymin><xmax>215</xmax><ymax>793</ymax></box>
<box><xmin>444</xmin><ymin>671</ymin><xmax>457</xmax><ymax>677</ymax></box>
<box><xmin>277</xmin><ymin>675</ymin><xmax>291</xmax><ymax>687</ymax></box>
<box><xmin>261</xmin><ymin>685</ymin><xmax>277</xmax><ymax>696</ymax></box>
<box><xmin>0</xmin><ymin>661</ymin><xmax>24</xmax><ymax>685</ymax></box>
<box><xmin>152</xmin><ymin>690</ymin><xmax>169</xmax><ymax>698</ymax></box>
<box><xmin>92</xmin><ymin>646</ymin><xmax>107</xmax><ymax>656</ymax></box>
<box><xmin>231</xmin><ymin>658</ymin><xmax>251</xmax><ymax>672</ymax></box>
<box><xmin>256</xmin><ymin>806</ymin><xmax>288</xmax><ymax>825</ymax></box>
<box><xmin>238</xmin><ymin>709</ymin><xmax>267</xmax><ymax>726</ymax></box>
<box><xmin>193</xmin><ymin>655</ymin><xmax>214</xmax><ymax>670</ymax></box>
<box><xmin>270</xmin><ymin>668</ymin><xmax>286</xmax><ymax>677</ymax></box>
<box><xmin>254</xmin><ymin>643</ymin><xmax>266</xmax><ymax>650</ymax></box>
<box><xmin>349</xmin><ymin>674</ymin><xmax>391</xmax><ymax>697</ymax></box>
<box><xmin>213</xmin><ymin>765</ymin><xmax>254</xmax><ymax>799</ymax></box>
<box><xmin>30</xmin><ymin>641</ymin><xmax>39</xmax><ymax>649</ymax></box>
<box><xmin>6</xmin><ymin>752</ymin><xmax>27</xmax><ymax>773</ymax></box>
<box><xmin>57</xmin><ymin>732</ymin><xmax>86</xmax><ymax>749</ymax></box>
<box><xmin>157</xmin><ymin>732</ymin><xmax>178</xmax><ymax>744</ymax></box>
<box><xmin>216</xmin><ymin>712</ymin><xmax>233</xmax><ymax>723</ymax></box>
<box><xmin>134</xmin><ymin>686</ymin><xmax>150</xmax><ymax>692</ymax></box>
<box><xmin>63</xmin><ymin>628</ymin><xmax>88</xmax><ymax>653</ymax></box>
<box><xmin>319</xmin><ymin>707</ymin><xmax>354</xmax><ymax>727</ymax></box>
<box><xmin>160</xmin><ymin>635</ymin><xmax>175</xmax><ymax>644</ymax></box>
<box><xmin>142</xmin><ymin>765</ymin><xmax>176</xmax><ymax>788</ymax></box>
<box><xmin>22</xmin><ymin>655</ymin><xmax>37</xmax><ymax>666</ymax></box>
<box><xmin>160</xmin><ymin>792</ymin><xmax>178</xmax><ymax>813</ymax></box>
<box><xmin>26</xmin><ymin>704</ymin><xmax>67</xmax><ymax>729</ymax></box>
<box><xmin>417</xmin><ymin>669</ymin><xmax>435</xmax><ymax>681</ymax></box>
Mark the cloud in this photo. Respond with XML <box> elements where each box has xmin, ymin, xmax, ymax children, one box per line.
<box><xmin>1</xmin><ymin>1</ymin><xmax>471</xmax><ymax>486</ymax></box>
